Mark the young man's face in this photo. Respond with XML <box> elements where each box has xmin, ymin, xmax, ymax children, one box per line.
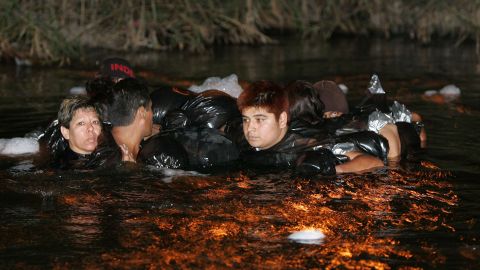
<box><xmin>61</xmin><ymin>108</ymin><xmax>102</xmax><ymax>154</ymax></box>
<box><xmin>143</xmin><ymin>101</ymin><xmax>154</xmax><ymax>137</ymax></box>
<box><xmin>242</xmin><ymin>106</ymin><xmax>287</xmax><ymax>150</ymax></box>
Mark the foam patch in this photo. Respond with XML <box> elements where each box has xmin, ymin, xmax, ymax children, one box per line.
<box><xmin>69</xmin><ymin>86</ymin><xmax>87</xmax><ymax>95</ymax></box>
<box><xmin>146</xmin><ymin>166</ymin><xmax>206</xmax><ymax>183</ymax></box>
<box><xmin>288</xmin><ymin>229</ymin><xmax>326</xmax><ymax>245</ymax></box>
<box><xmin>0</xmin><ymin>137</ymin><xmax>39</xmax><ymax>155</ymax></box>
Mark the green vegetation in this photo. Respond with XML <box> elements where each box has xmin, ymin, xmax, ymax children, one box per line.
<box><xmin>1</xmin><ymin>0</ymin><xmax>479</xmax><ymax>65</ymax></box>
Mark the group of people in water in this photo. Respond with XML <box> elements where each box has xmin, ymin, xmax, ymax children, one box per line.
<box><xmin>37</xmin><ymin>57</ymin><xmax>426</xmax><ymax>175</ymax></box>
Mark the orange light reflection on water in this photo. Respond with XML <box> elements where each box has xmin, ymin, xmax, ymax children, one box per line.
<box><xmin>53</xmin><ymin>166</ymin><xmax>460</xmax><ymax>269</ymax></box>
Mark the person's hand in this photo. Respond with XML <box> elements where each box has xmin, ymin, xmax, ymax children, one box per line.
<box><xmin>323</xmin><ymin>111</ymin><xmax>343</xmax><ymax>119</ymax></box>
<box><xmin>120</xmin><ymin>144</ymin><xmax>135</xmax><ymax>162</ymax></box>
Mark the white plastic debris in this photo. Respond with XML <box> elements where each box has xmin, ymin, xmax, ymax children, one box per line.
<box><xmin>391</xmin><ymin>101</ymin><xmax>412</xmax><ymax>123</ymax></box>
<box><xmin>439</xmin><ymin>84</ymin><xmax>461</xmax><ymax>101</ymax></box>
<box><xmin>368</xmin><ymin>110</ymin><xmax>394</xmax><ymax>133</ymax></box>
<box><xmin>423</xmin><ymin>85</ymin><xmax>461</xmax><ymax>102</ymax></box>
<box><xmin>367</xmin><ymin>74</ymin><xmax>386</xmax><ymax>94</ymax></box>
<box><xmin>288</xmin><ymin>229</ymin><xmax>326</xmax><ymax>245</ymax></box>
<box><xmin>0</xmin><ymin>137</ymin><xmax>39</xmax><ymax>155</ymax></box>
<box><xmin>188</xmin><ymin>74</ymin><xmax>243</xmax><ymax>98</ymax></box>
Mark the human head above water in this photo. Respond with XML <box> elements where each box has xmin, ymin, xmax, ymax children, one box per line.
<box><xmin>98</xmin><ymin>57</ymin><xmax>135</xmax><ymax>82</ymax></box>
<box><xmin>58</xmin><ymin>95</ymin><xmax>102</xmax><ymax>154</ymax></box>
<box><xmin>237</xmin><ymin>80</ymin><xmax>289</xmax><ymax>150</ymax></box>
<box><xmin>105</xmin><ymin>77</ymin><xmax>152</xmax><ymax>127</ymax></box>
<box><xmin>313</xmin><ymin>80</ymin><xmax>349</xmax><ymax>118</ymax></box>
<box><xmin>237</xmin><ymin>80</ymin><xmax>289</xmax><ymax>121</ymax></box>
<box><xmin>285</xmin><ymin>80</ymin><xmax>325</xmax><ymax>125</ymax></box>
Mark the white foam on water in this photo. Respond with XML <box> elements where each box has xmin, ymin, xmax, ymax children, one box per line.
<box><xmin>188</xmin><ymin>74</ymin><xmax>243</xmax><ymax>98</ymax></box>
<box><xmin>288</xmin><ymin>229</ymin><xmax>326</xmax><ymax>245</ymax></box>
<box><xmin>8</xmin><ymin>160</ymin><xmax>43</xmax><ymax>176</ymax></box>
<box><xmin>146</xmin><ymin>166</ymin><xmax>206</xmax><ymax>183</ymax></box>
<box><xmin>10</xmin><ymin>160</ymin><xmax>36</xmax><ymax>171</ymax></box>
<box><xmin>69</xmin><ymin>86</ymin><xmax>87</xmax><ymax>95</ymax></box>
<box><xmin>439</xmin><ymin>84</ymin><xmax>461</xmax><ymax>98</ymax></box>
<box><xmin>423</xmin><ymin>90</ymin><xmax>438</xmax><ymax>96</ymax></box>
<box><xmin>0</xmin><ymin>137</ymin><xmax>39</xmax><ymax>155</ymax></box>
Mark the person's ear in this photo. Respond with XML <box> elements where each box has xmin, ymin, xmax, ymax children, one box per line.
<box><xmin>279</xmin><ymin>111</ymin><xmax>288</xmax><ymax>128</ymax></box>
<box><xmin>136</xmin><ymin>107</ymin><xmax>146</xmax><ymax>119</ymax></box>
<box><xmin>60</xmin><ymin>126</ymin><xmax>70</xmax><ymax>140</ymax></box>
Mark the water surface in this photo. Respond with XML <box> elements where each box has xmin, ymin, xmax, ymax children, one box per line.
<box><xmin>0</xmin><ymin>37</ymin><xmax>479</xmax><ymax>269</ymax></box>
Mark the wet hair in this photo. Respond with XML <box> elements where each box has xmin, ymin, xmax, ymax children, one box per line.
<box><xmin>396</xmin><ymin>122</ymin><xmax>421</xmax><ymax>159</ymax></box>
<box><xmin>237</xmin><ymin>80</ymin><xmax>289</xmax><ymax>120</ymax></box>
<box><xmin>86</xmin><ymin>77</ymin><xmax>115</xmax><ymax>100</ymax></box>
<box><xmin>58</xmin><ymin>95</ymin><xmax>99</xmax><ymax>128</ymax></box>
<box><xmin>105</xmin><ymin>78</ymin><xmax>150</xmax><ymax>126</ymax></box>
<box><xmin>86</xmin><ymin>77</ymin><xmax>115</xmax><ymax>120</ymax></box>
<box><xmin>285</xmin><ymin>80</ymin><xmax>325</xmax><ymax>125</ymax></box>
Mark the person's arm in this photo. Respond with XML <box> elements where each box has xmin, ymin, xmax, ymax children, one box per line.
<box><xmin>379</xmin><ymin>123</ymin><xmax>401</xmax><ymax>159</ymax></box>
<box><xmin>335</xmin><ymin>151</ymin><xmax>383</xmax><ymax>173</ymax></box>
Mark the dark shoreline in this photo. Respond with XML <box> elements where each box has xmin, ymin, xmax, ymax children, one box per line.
<box><xmin>1</xmin><ymin>1</ymin><xmax>479</xmax><ymax>66</ymax></box>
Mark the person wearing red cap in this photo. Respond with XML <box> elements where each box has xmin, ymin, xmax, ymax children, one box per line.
<box><xmin>98</xmin><ymin>57</ymin><xmax>135</xmax><ymax>82</ymax></box>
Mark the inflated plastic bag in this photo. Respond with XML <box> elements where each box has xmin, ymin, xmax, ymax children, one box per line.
<box><xmin>367</xmin><ymin>74</ymin><xmax>386</xmax><ymax>94</ymax></box>
<box><xmin>391</xmin><ymin>101</ymin><xmax>412</xmax><ymax>123</ymax></box>
<box><xmin>188</xmin><ymin>74</ymin><xmax>243</xmax><ymax>98</ymax></box>
<box><xmin>180</xmin><ymin>90</ymin><xmax>240</xmax><ymax>129</ymax></box>
<box><xmin>368</xmin><ymin>110</ymin><xmax>394</xmax><ymax>133</ymax></box>
<box><xmin>150</xmin><ymin>87</ymin><xmax>194</xmax><ymax>125</ymax></box>
<box><xmin>38</xmin><ymin>119</ymin><xmax>68</xmax><ymax>160</ymax></box>
<box><xmin>138</xmin><ymin>133</ymin><xmax>189</xmax><ymax>169</ymax></box>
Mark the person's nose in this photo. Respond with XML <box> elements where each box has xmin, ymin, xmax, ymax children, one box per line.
<box><xmin>86</xmin><ymin>122</ymin><xmax>95</xmax><ymax>133</ymax></box>
<box><xmin>247</xmin><ymin>121</ymin><xmax>256</xmax><ymax>132</ymax></box>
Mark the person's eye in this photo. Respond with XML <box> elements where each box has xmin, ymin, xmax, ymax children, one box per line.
<box><xmin>92</xmin><ymin>120</ymin><xmax>101</xmax><ymax>125</ymax></box>
<box><xmin>77</xmin><ymin>121</ymin><xmax>85</xmax><ymax>126</ymax></box>
<box><xmin>242</xmin><ymin>117</ymin><xmax>249</xmax><ymax>123</ymax></box>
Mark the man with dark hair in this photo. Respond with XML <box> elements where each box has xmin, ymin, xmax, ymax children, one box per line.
<box><xmin>105</xmin><ymin>78</ymin><xmax>153</xmax><ymax>161</ymax></box>
<box><xmin>98</xmin><ymin>57</ymin><xmax>135</xmax><ymax>81</ymax></box>
<box><xmin>237</xmin><ymin>80</ymin><xmax>383</xmax><ymax>175</ymax></box>
<box><xmin>237</xmin><ymin>80</ymin><xmax>290</xmax><ymax>150</ymax></box>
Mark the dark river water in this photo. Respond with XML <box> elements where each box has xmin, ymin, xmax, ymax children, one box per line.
<box><xmin>1</xmin><ymin>37</ymin><xmax>479</xmax><ymax>269</ymax></box>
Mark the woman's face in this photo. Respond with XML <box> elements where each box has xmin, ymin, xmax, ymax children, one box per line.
<box><xmin>61</xmin><ymin>108</ymin><xmax>102</xmax><ymax>154</ymax></box>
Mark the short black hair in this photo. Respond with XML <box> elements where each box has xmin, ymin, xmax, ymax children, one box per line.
<box><xmin>285</xmin><ymin>80</ymin><xmax>324</xmax><ymax>125</ymax></box>
<box><xmin>105</xmin><ymin>78</ymin><xmax>150</xmax><ymax>126</ymax></box>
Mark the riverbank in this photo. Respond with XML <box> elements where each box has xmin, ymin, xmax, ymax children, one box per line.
<box><xmin>1</xmin><ymin>0</ymin><xmax>479</xmax><ymax>66</ymax></box>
